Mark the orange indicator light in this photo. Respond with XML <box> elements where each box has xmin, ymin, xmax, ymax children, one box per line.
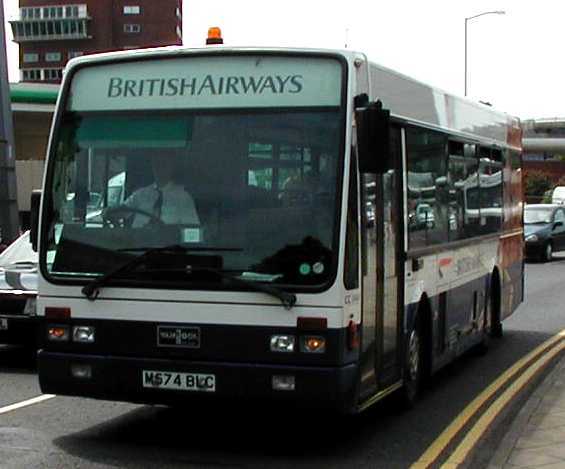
<box><xmin>301</xmin><ymin>336</ymin><xmax>326</xmax><ymax>353</ymax></box>
<box><xmin>48</xmin><ymin>326</ymin><xmax>70</xmax><ymax>341</ymax></box>
<box><xmin>206</xmin><ymin>26</ymin><xmax>223</xmax><ymax>45</ymax></box>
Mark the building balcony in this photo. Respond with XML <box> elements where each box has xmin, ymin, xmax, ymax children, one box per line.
<box><xmin>10</xmin><ymin>19</ymin><xmax>91</xmax><ymax>42</ymax></box>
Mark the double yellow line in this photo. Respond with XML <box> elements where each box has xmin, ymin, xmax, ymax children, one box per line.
<box><xmin>411</xmin><ymin>329</ymin><xmax>565</xmax><ymax>469</ymax></box>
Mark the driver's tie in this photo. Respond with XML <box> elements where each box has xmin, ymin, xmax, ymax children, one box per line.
<box><xmin>153</xmin><ymin>188</ymin><xmax>163</xmax><ymax>218</ymax></box>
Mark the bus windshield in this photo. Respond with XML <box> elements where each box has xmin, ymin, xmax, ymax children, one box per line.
<box><xmin>43</xmin><ymin>108</ymin><xmax>342</xmax><ymax>288</ymax></box>
<box><xmin>42</xmin><ymin>54</ymin><xmax>344</xmax><ymax>290</ymax></box>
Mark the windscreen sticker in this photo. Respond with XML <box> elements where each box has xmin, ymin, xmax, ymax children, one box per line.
<box><xmin>313</xmin><ymin>262</ymin><xmax>325</xmax><ymax>275</ymax></box>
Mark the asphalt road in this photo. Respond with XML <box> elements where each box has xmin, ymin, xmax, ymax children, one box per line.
<box><xmin>0</xmin><ymin>256</ymin><xmax>564</xmax><ymax>469</ymax></box>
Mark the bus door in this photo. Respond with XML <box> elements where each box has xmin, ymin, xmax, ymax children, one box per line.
<box><xmin>360</xmin><ymin>125</ymin><xmax>404</xmax><ymax>394</ymax></box>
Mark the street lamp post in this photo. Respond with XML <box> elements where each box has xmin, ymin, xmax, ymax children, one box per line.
<box><xmin>464</xmin><ymin>10</ymin><xmax>505</xmax><ymax>97</ymax></box>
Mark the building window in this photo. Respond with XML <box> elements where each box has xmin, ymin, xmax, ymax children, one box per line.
<box><xmin>22</xmin><ymin>69</ymin><xmax>41</xmax><ymax>81</ymax></box>
<box><xmin>123</xmin><ymin>6</ymin><xmax>141</xmax><ymax>15</ymax></box>
<box><xmin>46</xmin><ymin>52</ymin><xmax>62</xmax><ymax>62</ymax></box>
<box><xmin>23</xmin><ymin>8</ymin><xmax>40</xmax><ymax>19</ymax></box>
<box><xmin>44</xmin><ymin>68</ymin><xmax>63</xmax><ymax>81</ymax></box>
<box><xmin>124</xmin><ymin>24</ymin><xmax>141</xmax><ymax>33</ymax></box>
<box><xmin>23</xmin><ymin>53</ymin><xmax>39</xmax><ymax>63</ymax></box>
<box><xmin>20</xmin><ymin>5</ymin><xmax>86</xmax><ymax>20</ymax></box>
<box><xmin>65</xmin><ymin>6</ymin><xmax>80</xmax><ymax>18</ymax></box>
<box><xmin>68</xmin><ymin>51</ymin><xmax>83</xmax><ymax>60</ymax></box>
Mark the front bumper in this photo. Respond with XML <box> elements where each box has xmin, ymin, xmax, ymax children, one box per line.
<box><xmin>38</xmin><ymin>352</ymin><xmax>359</xmax><ymax>413</ymax></box>
<box><xmin>0</xmin><ymin>315</ymin><xmax>37</xmax><ymax>346</ymax></box>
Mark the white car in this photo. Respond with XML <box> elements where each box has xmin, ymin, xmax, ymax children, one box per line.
<box><xmin>416</xmin><ymin>203</ymin><xmax>435</xmax><ymax>228</ymax></box>
<box><xmin>552</xmin><ymin>186</ymin><xmax>565</xmax><ymax>205</ymax></box>
<box><xmin>0</xmin><ymin>231</ymin><xmax>38</xmax><ymax>348</ymax></box>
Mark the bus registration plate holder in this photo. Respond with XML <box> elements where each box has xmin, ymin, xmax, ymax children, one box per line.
<box><xmin>142</xmin><ymin>370</ymin><xmax>215</xmax><ymax>392</ymax></box>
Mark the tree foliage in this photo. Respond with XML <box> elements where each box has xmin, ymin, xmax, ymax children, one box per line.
<box><xmin>524</xmin><ymin>170</ymin><xmax>552</xmax><ymax>196</ymax></box>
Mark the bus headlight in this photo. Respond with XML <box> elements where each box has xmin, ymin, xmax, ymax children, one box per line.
<box><xmin>525</xmin><ymin>234</ymin><xmax>538</xmax><ymax>242</ymax></box>
<box><xmin>270</xmin><ymin>335</ymin><xmax>295</xmax><ymax>352</ymax></box>
<box><xmin>73</xmin><ymin>326</ymin><xmax>95</xmax><ymax>343</ymax></box>
<box><xmin>301</xmin><ymin>336</ymin><xmax>326</xmax><ymax>353</ymax></box>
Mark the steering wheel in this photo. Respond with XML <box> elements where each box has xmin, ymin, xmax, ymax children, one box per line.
<box><xmin>102</xmin><ymin>206</ymin><xmax>164</xmax><ymax>228</ymax></box>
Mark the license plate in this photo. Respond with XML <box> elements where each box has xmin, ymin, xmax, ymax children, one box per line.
<box><xmin>0</xmin><ymin>318</ymin><xmax>7</xmax><ymax>330</ymax></box>
<box><xmin>142</xmin><ymin>370</ymin><xmax>215</xmax><ymax>392</ymax></box>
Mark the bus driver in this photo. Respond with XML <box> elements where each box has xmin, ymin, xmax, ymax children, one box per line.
<box><xmin>122</xmin><ymin>152</ymin><xmax>200</xmax><ymax>228</ymax></box>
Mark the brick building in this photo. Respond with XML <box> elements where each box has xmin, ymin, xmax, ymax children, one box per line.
<box><xmin>10</xmin><ymin>1</ymin><xmax>182</xmax><ymax>83</ymax></box>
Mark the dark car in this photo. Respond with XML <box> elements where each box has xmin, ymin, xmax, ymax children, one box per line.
<box><xmin>0</xmin><ymin>231</ymin><xmax>38</xmax><ymax>348</ymax></box>
<box><xmin>524</xmin><ymin>204</ymin><xmax>565</xmax><ymax>262</ymax></box>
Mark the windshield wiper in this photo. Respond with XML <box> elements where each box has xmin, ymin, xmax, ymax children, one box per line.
<box><xmin>141</xmin><ymin>266</ymin><xmax>296</xmax><ymax>309</ymax></box>
<box><xmin>81</xmin><ymin>245</ymin><xmax>297</xmax><ymax>309</ymax></box>
<box><xmin>82</xmin><ymin>244</ymin><xmax>233</xmax><ymax>301</ymax></box>
<box><xmin>120</xmin><ymin>246</ymin><xmax>242</xmax><ymax>252</ymax></box>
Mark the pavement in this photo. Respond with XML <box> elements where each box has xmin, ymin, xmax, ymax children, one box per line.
<box><xmin>488</xmin><ymin>351</ymin><xmax>565</xmax><ymax>468</ymax></box>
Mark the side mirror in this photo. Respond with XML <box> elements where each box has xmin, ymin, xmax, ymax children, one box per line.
<box><xmin>355</xmin><ymin>97</ymin><xmax>391</xmax><ymax>174</ymax></box>
<box><xmin>554</xmin><ymin>221</ymin><xmax>563</xmax><ymax>229</ymax></box>
<box><xmin>30</xmin><ymin>190</ymin><xmax>42</xmax><ymax>252</ymax></box>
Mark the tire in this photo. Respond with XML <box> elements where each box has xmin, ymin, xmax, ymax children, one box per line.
<box><xmin>475</xmin><ymin>293</ymin><xmax>492</xmax><ymax>355</ymax></box>
<box><xmin>542</xmin><ymin>242</ymin><xmax>553</xmax><ymax>262</ymax></box>
<box><xmin>488</xmin><ymin>274</ymin><xmax>503</xmax><ymax>339</ymax></box>
<box><xmin>399</xmin><ymin>321</ymin><xmax>425</xmax><ymax>408</ymax></box>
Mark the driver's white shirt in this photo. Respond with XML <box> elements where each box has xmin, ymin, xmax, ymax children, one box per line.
<box><xmin>124</xmin><ymin>181</ymin><xmax>200</xmax><ymax>228</ymax></box>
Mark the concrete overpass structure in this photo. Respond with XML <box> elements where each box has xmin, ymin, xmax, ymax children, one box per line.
<box><xmin>522</xmin><ymin>118</ymin><xmax>565</xmax><ymax>153</ymax></box>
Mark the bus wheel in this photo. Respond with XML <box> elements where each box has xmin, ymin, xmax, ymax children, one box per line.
<box><xmin>399</xmin><ymin>321</ymin><xmax>424</xmax><ymax>407</ymax></box>
<box><xmin>488</xmin><ymin>273</ymin><xmax>503</xmax><ymax>339</ymax></box>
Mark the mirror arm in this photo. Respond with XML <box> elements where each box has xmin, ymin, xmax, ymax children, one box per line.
<box><xmin>30</xmin><ymin>190</ymin><xmax>42</xmax><ymax>252</ymax></box>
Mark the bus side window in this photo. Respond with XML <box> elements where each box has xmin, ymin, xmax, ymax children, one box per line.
<box><xmin>448</xmin><ymin>141</ymin><xmax>480</xmax><ymax>240</ymax></box>
<box><xmin>448</xmin><ymin>141</ymin><xmax>465</xmax><ymax>241</ymax></box>
<box><xmin>463</xmin><ymin>144</ymin><xmax>481</xmax><ymax>237</ymax></box>
<box><xmin>406</xmin><ymin>128</ymin><xmax>448</xmax><ymax>249</ymax></box>
<box><xmin>478</xmin><ymin>147</ymin><xmax>503</xmax><ymax>234</ymax></box>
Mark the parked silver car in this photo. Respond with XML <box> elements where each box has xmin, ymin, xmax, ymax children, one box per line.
<box><xmin>0</xmin><ymin>231</ymin><xmax>38</xmax><ymax>347</ymax></box>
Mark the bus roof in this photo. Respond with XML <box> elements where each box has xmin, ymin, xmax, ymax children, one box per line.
<box><xmin>64</xmin><ymin>45</ymin><xmax>521</xmax><ymax>150</ymax></box>
<box><xmin>64</xmin><ymin>45</ymin><xmax>359</xmax><ymax>71</ymax></box>
<box><xmin>366</xmin><ymin>60</ymin><xmax>521</xmax><ymax>150</ymax></box>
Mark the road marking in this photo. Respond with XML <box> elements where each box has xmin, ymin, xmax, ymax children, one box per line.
<box><xmin>0</xmin><ymin>394</ymin><xmax>56</xmax><ymax>415</ymax></box>
<box><xmin>441</xmin><ymin>341</ymin><xmax>564</xmax><ymax>468</ymax></box>
<box><xmin>410</xmin><ymin>329</ymin><xmax>565</xmax><ymax>469</ymax></box>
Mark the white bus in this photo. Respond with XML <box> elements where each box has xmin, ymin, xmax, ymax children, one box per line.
<box><xmin>31</xmin><ymin>43</ymin><xmax>523</xmax><ymax>414</ymax></box>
